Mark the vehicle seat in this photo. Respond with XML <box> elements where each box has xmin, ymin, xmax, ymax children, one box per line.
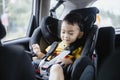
<box><xmin>95</xmin><ymin>27</ymin><xmax>115</xmax><ymax>73</ymax></box>
<box><xmin>0</xmin><ymin>20</ymin><xmax>36</xmax><ymax>80</ymax></box>
<box><xmin>67</xmin><ymin>7</ymin><xmax>99</xmax><ymax>80</ymax></box>
<box><xmin>29</xmin><ymin>7</ymin><xmax>99</xmax><ymax>80</ymax></box>
<box><xmin>96</xmin><ymin>50</ymin><xmax>120</xmax><ymax>80</ymax></box>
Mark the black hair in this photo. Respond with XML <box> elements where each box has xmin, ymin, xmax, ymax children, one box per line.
<box><xmin>63</xmin><ymin>12</ymin><xmax>84</xmax><ymax>32</ymax></box>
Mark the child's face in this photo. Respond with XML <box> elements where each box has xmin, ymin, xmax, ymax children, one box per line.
<box><xmin>60</xmin><ymin>21</ymin><xmax>84</xmax><ymax>45</ymax></box>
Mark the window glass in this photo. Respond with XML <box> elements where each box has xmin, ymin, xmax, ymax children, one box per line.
<box><xmin>0</xmin><ymin>0</ymin><xmax>32</xmax><ymax>41</ymax></box>
<box><xmin>50</xmin><ymin>0</ymin><xmax>64</xmax><ymax>19</ymax></box>
<box><xmin>92</xmin><ymin>0</ymin><xmax>120</xmax><ymax>30</ymax></box>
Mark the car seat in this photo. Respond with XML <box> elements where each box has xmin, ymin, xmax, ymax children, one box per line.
<box><xmin>0</xmin><ymin>20</ymin><xmax>36</xmax><ymax>80</ymax></box>
<box><xmin>67</xmin><ymin>7</ymin><xmax>99</xmax><ymax>80</ymax></box>
<box><xmin>95</xmin><ymin>27</ymin><xmax>115</xmax><ymax>74</ymax></box>
<box><xmin>29</xmin><ymin>7</ymin><xmax>99</xmax><ymax>80</ymax></box>
<box><xmin>96</xmin><ymin>50</ymin><xmax>120</xmax><ymax>80</ymax></box>
<box><xmin>29</xmin><ymin>16</ymin><xmax>61</xmax><ymax>56</ymax></box>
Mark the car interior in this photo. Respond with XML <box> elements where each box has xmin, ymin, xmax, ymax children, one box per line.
<box><xmin>29</xmin><ymin>7</ymin><xmax>99</xmax><ymax>80</ymax></box>
<box><xmin>0</xmin><ymin>0</ymin><xmax>120</xmax><ymax>80</ymax></box>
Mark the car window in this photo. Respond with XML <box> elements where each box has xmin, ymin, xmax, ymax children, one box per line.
<box><xmin>0</xmin><ymin>0</ymin><xmax>32</xmax><ymax>41</ymax></box>
<box><xmin>92</xmin><ymin>0</ymin><xmax>120</xmax><ymax>31</ymax></box>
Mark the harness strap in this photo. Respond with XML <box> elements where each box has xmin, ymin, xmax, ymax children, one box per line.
<box><xmin>45</xmin><ymin>41</ymin><xmax>59</xmax><ymax>58</ymax></box>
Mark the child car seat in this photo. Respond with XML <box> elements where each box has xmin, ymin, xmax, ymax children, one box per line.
<box><xmin>29</xmin><ymin>16</ymin><xmax>61</xmax><ymax>55</ymax></box>
<box><xmin>67</xmin><ymin>7</ymin><xmax>99</xmax><ymax>80</ymax></box>
<box><xmin>29</xmin><ymin>7</ymin><xmax>99</xmax><ymax>80</ymax></box>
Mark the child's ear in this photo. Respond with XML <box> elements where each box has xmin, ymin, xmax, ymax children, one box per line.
<box><xmin>78</xmin><ymin>31</ymin><xmax>84</xmax><ymax>39</ymax></box>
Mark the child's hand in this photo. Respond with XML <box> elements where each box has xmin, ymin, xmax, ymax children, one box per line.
<box><xmin>32</xmin><ymin>44</ymin><xmax>45</xmax><ymax>59</ymax></box>
<box><xmin>32</xmin><ymin>44</ymin><xmax>41</xmax><ymax>55</ymax></box>
<box><xmin>56</xmin><ymin>58</ymin><xmax>73</xmax><ymax>67</ymax></box>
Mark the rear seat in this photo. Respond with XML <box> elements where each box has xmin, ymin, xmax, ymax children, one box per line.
<box><xmin>96</xmin><ymin>50</ymin><xmax>120</xmax><ymax>80</ymax></box>
<box><xmin>0</xmin><ymin>19</ymin><xmax>36</xmax><ymax>80</ymax></box>
<box><xmin>95</xmin><ymin>27</ymin><xmax>115</xmax><ymax>72</ymax></box>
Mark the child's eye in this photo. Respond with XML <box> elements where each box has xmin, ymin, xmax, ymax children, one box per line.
<box><xmin>62</xmin><ymin>31</ymin><xmax>65</xmax><ymax>34</ymax></box>
<box><xmin>69</xmin><ymin>33</ymin><xmax>73</xmax><ymax>35</ymax></box>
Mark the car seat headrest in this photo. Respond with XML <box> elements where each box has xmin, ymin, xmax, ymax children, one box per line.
<box><xmin>0</xmin><ymin>20</ymin><xmax>6</xmax><ymax>40</ymax></box>
<box><xmin>40</xmin><ymin>16</ymin><xmax>61</xmax><ymax>44</ymax></box>
<box><xmin>70</xmin><ymin>7</ymin><xmax>99</xmax><ymax>32</ymax></box>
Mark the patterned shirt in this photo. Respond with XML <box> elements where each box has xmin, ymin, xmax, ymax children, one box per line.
<box><xmin>46</xmin><ymin>41</ymin><xmax>82</xmax><ymax>61</ymax></box>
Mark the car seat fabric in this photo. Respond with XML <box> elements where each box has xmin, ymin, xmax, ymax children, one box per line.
<box><xmin>29</xmin><ymin>16</ymin><xmax>61</xmax><ymax>54</ymax></box>
<box><xmin>0</xmin><ymin>45</ymin><xmax>37</xmax><ymax>80</ymax></box>
<box><xmin>96</xmin><ymin>50</ymin><xmax>120</xmax><ymax>80</ymax></box>
<box><xmin>70</xmin><ymin>56</ymin><xmax>95</xmax><ymax>80</ymax></box>
<box><xmin>70</xmin><ymin>7</ymin><xmax>99</xmax><ymax>21</ymax></box>
<box><xmin>81</xmin><ymin>25</ymin><xmax>98</xmax><ymax>57</ymax></box>
<box><xmin>80</xmin><ymin>65</ymin><xmax>94</xmax><ymax>80</ymax></box>
<box><xmin>40</xmin><ymin>16</ymin><xmax>61</xmax><ymax>44</ymax></box>
<box><xmin>95</xmin><ymin>27</ymin><xmax>115</xmax><ymax>71</ymax></box>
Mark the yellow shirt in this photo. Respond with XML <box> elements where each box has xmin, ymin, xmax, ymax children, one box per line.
<box><xmin>46</xmin><ymin>41</ymin><xmax>82</xmax><ymax>61</ymax></box>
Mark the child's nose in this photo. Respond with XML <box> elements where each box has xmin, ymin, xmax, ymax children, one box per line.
<box><xmin>64</xmin><ymin>34</ymin><xmax>69</xmax><ymax>38</ymax></box>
